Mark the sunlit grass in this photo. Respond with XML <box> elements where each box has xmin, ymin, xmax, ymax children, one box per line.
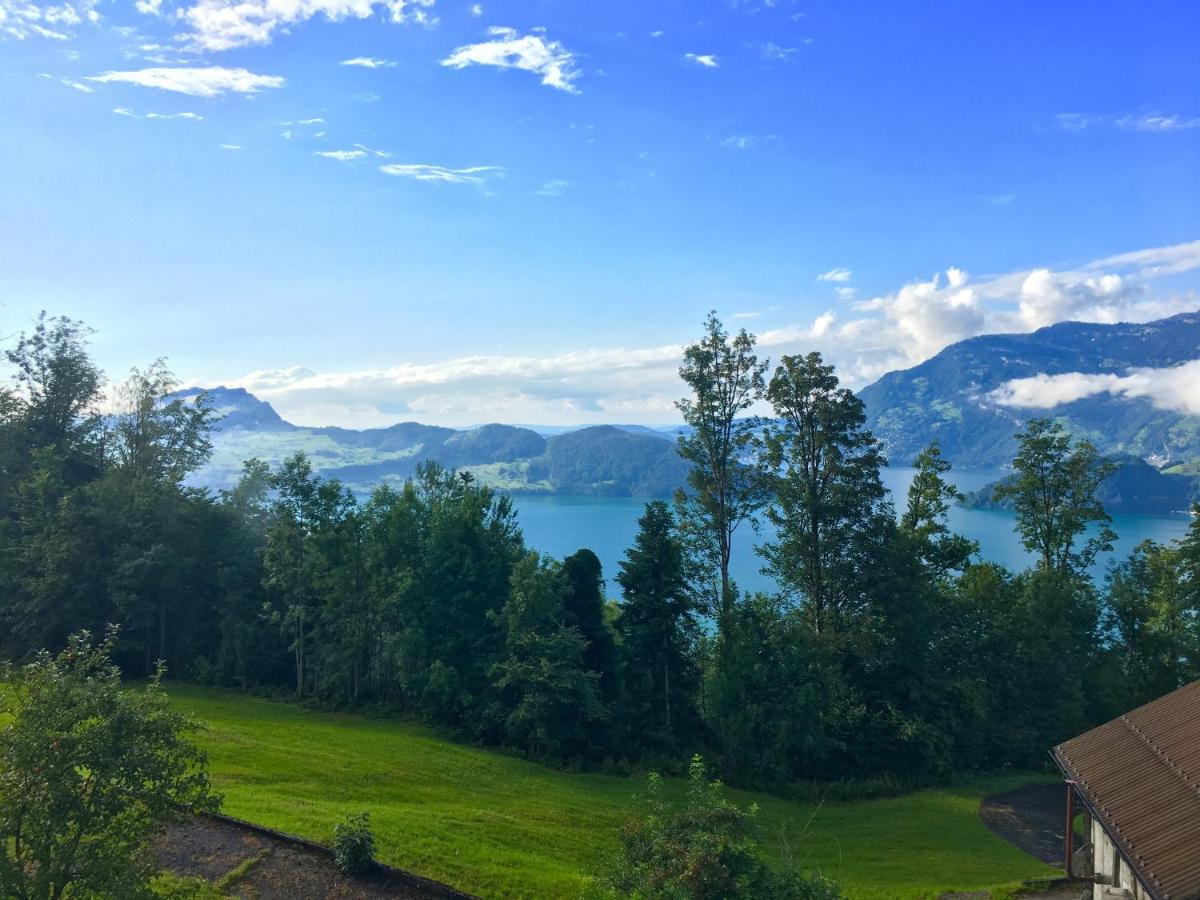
<box><xmin>166</xmin><ymin>684</ymin><xmax>1060</xmax><ymax>899</ymax></box>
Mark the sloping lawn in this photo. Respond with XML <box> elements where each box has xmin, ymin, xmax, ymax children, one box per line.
<box><xmin>167</xmin><ymin>685</ymin><xmax>1059</xmax><ymax>899</ymax></box>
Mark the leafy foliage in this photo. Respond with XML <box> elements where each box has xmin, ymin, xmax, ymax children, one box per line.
<box><xmin>0</xmin><ymin>629</ymin><xmax>217</xmax><ymax>900</ymax></box>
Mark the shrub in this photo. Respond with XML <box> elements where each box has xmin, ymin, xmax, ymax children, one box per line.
<box><xmin>602</xmin><ymin>755</ymin><xmax>844</xmax><ymax>899</ymax></box>
<box><xmin>331</xmin><ymin>811</ymin><xmax>375</xmax><ymax>876</ymax></box>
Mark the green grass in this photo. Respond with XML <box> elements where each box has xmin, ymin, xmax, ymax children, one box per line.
<box><xmin>167</xmin><ymin>684</ymin><xmax>1060</xmax><ymax>900</ymax></box>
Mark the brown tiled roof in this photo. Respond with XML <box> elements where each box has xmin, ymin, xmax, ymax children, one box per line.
<box><xmin>1053</xmin><ymin>680</ymin><xmax>1200</xmax><ymax>900</ymax></box>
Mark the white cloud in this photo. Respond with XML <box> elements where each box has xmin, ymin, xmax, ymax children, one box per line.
<box><xmin>341</xmin><ymin>56</ymin><xmax>394</xmax><ymax>68</ymax></box>
<box><xmin>200</xmin><ymin>238</ymin><xmax>1200</xmax><ymax>427</ymax></box>
<box><xmin>1</xmin><ymin>0</ymin><xmax>99</xmax><ymax>40</ymax></box>
<box><xmin>216</xmin><ymin>346</ymin><xmax>687</xmax><ymax>428</ymax></box>
<box><xmin>468</xmin><ymin>2</ymin><xmax>481</xmax><ymax>15</ymax></box>
<box><xmin>379</xmin><ymin>163</ymin><xmax>500</xmax><ymax>185</ymax></box>
<box><xmin>684</xmin><ymin>52</ymin><xmax>719</xmax><ymax>68</ymax></box>
<box><xmin>536</xmin><ymin>179</ymin><xmax>568</xmax><ymax>197</ymax></box>
<box><xmin>317</xmin><ymin>149</ymin><xmax>368</xmax><ymax>161</ymax></box>
<box><xmin>134</xmin><ymin>0</ymin><xmax>164</xmax><ymax>15</ymax></box>
<box><xmin>176</xmin><ymin>0</ymin><xmax>434</xmax><ymax>52</ymax></box>
<box><xmin>354</xmin><ymin>142</ymin><xmax>390</xmax><ymax>157</ymax></box>
<box><xmin>442</xmin><ymin>26</ymin><xmax>580</xmax><ymax>92</ymax></box>
<box><xmin>87</xmin><ymin>66</ymin><xmax>285</xmax><ymax>96</ymax></box>
<box><xmin>987</xmin><ymin>361</ymin><xmax>1200</xmax><ymax>417</ymax></box>
<box><xmin>817</xmin><ymin>267</ymin><xmax>852</xmax><ymax>282</ymax></box>
<box><xmin>62</xmin><ymin>77</ymin><xmax>92</xmax><ymax>92</ymax></box>
<box><xmin>220</xmin><ymin>143</ymin><xmax>243</xmax><ymax>150</ymax></box>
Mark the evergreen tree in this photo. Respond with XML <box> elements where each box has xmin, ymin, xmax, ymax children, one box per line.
<box><xmin>899</xmin><ymin>441</ymin><xmax>977</xmax><ymax>579</ymax></box>
<box><xmin>562</xmin><ymin>548</ymin><xmax>619</xmax><ymax>704</ymax></box>
<box><xmin>615</xmin><ymin>501</ymin><xmax>700</xmax><ymax>756</ymax></box>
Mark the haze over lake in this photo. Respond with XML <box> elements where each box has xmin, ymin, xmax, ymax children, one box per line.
<box><xmin>513</xmin><ymin>467</ymin><xmax>1194</xmax><ymax>595</ymax></box>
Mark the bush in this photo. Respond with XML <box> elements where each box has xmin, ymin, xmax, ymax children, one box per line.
<box><xmin>331</xmin><ymin>811</ymin><xmax>375</xmax><ymax>876</ymax></box>
<box><xmin>602</xmin><ymin>755</ymin><xmax>844</xmax><ymax>899</ymax></box>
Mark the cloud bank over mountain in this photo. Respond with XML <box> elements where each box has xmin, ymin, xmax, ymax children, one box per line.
<box><xmin>204</xmin><ymin>238</ymin><xmax>1200</xmax><ymax>428</ymax></box>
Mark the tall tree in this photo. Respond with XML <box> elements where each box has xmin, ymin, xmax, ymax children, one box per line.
<box><xmin>562</xmin><ymin>548</ymin><xmax>618</xmax><ymax>704</ymax></box>
<box><xmin>674</xmin><ymin>312</ymin><xmax>768</xmax><ymax>648</ymax></box>
<box><xmin>899</xmin><ymin>441</ymin><xmax>977</xmax><ymax>579</ymax></box>
<box><xmin>994</xmin><ymin>418</ymin><xmax>1117</xmax><ymax>576</ymax></box>
<box><xmin>760</xmin><ymin>352</ymin><xmax>891</xmax><ymax>634</ymax></box>
<box><xmin>616</xmin><ymin>501</ymin><xmax>700</xmax><ymax>755</ymax></box>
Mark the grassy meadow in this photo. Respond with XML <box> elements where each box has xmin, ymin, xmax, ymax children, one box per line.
<box><xmin>167</xmin><ymin>685</ymin><xmax>1060</xmax><ymax>899</ymax></box>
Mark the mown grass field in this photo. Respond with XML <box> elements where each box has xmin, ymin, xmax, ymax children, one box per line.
<box><xmin>166</xmin><ymin>685</ymin><xmax>1060</xmax><ymax>899</ymax></box>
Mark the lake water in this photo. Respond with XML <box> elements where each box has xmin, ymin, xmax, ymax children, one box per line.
<box><xmin>511</xmin><ymin>468</ymin><xmax>1194</xmax><ymax>595</ymax></box>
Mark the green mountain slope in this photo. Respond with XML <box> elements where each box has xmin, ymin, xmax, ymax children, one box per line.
<box><xmin>859</xmin><ymin>311</ymin><xmax>1200</xmax><ymax>467</ymax></box>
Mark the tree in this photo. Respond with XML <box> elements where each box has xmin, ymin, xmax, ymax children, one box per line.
<box><xmin>993</xmin><ymin>418</ymin><xmax>1117</xmax><ymax>576</ymax></box>
<box><xmin>491</xmin><ymin>552</ymin><xmax>607</xmax><ymax>759</ymax></box>
<box><xmin>674</xmin><ymin>312</ymin><xmax>769</xmax><ymax>652</ymax></box>
<box><xmin>899</xmin><ymin>441</ymin><xmax>977</xmax><ymax>579</ymax></box>
<box><xmin>760</xmin><ymin>352</ymin><xmax>892</xmax><ymax>635</ymax></box>
<box><xmin>563</xmin><ymin>548</ymin><xmax>619</xmax><ymax>704</ymax></box>
<box><xmin>110</xmin><ymin>360</ymin><xmax>214</xmax><ymax>485</ymax></box>
<box><xmin>1102</xmin><ymin>538</ymin><xmax>1200</xmax><ymax>713</ymax></box>
<box><xmin>261</xmin><ymin>453</ymin><xmax>356</xmax><ymax>697</ymax></box>
<box><xmin>0</xmin><ymin>629</ymin><xmax>217</xmax><ymax>900</ymax></box>
<box><xmin>3</xmin><ymin>312</ymin><xmax>104</xmax><ymax>477</ymax></box>
<box><xmin>616</xmin><ymin>502</ymin><xmax>700</xmax><ymax>756</ymax></box>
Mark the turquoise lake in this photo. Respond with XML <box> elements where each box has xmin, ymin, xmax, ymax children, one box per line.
<box><xmin>511</xmin><ymin>467</ymin><xmax>1194</xmax><ymax>595</ymax></box>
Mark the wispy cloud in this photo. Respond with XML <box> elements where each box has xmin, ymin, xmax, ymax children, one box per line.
<box><xmin>175</xmin><ymin>0</ymin><xmax>434</xmax><ymax>52</ymax></box>
<box><xmin>468</xmin><ymin>2</ymin><xmax>481</xmax><ymax>16</ymax></box>
<box><xmin>340</xmin><ymin>56</ymin><xmax>395</xmax><ymax>68</ymax></box>
<box><xmin>379</xmin><ymin>163</ymin><xmax>501</xmax><ymax>185</ymax></box>
<box><xmin>759</xmin><ymin>42</ymin><xmax>797</xmax><ymax>62</ymax></box>
<box><xmin>684</xmin><ymin>52</ymin><xmax>719</xmax><ymax>68</ymax></box>
<box><xmin>87</xmin><ymin>66</ymin><xmax>285</xmax><ymax>96</ymax></box>
<box><xmin>817</xmin><ymin>267</ymin><xmax>852</xmax><ymax>283</ymax></box>
<box><xmin>1056</xmin><ymin>111</ymin><xmax>1200</xmax><ymax>132</ymax></box>
<box><xmin>536</xmin><ymin>179</ymin><xmax>568</xmax><ymax>197</ymax></box>
<box><xmin>442</xmin><ymin>26</ymin><xmax>580</xmax><ymax>92</ymax></box>
<box><xmin>220</xmin><ymin>143</ymin><xmax>243</xmax><ymax>150</ymax></box>
<box><xmin>113</xmin><ymin>106</ymin><xmax>204</xmax><ymax>119</ymax></box>
<box><xmin>1</xmin><ymin>0</ymin><xmax>100</xmax><ymax>41</ymax></box>
<box><xmin>316</xmin><ymin>149</ymin><xmax>368</xmax><ymax>161</ymax></box>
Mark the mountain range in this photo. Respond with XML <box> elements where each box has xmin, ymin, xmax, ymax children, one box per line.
<box><xmin>179</xmin><ymin>311</ymin><xmax>1200</xmax><ymax>508</ymax></box>
<box><xmin>178</xmin><ymin>386</ymin><xmax>688</xmax><ymax>497</ymax></box>
<box><xmin>859</xmin><ymin>311</ymin><xmax>1200</xmax><ymax>469</ymax></box>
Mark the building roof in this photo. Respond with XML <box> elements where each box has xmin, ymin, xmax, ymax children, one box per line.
<box><xmin>1053</xmin><ymin>680</ymin><xmax>1200</xmax><ymax>900</ymax></box>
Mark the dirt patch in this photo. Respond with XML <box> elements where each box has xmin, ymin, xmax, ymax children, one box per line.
<box><xmin>979</xmin><ymin>782</ymin><xmax>1066</xmax><ymax>866</ymax></box>
<box><xmin>154</xmin><ymin>816</ymin><xmax>464</xmax><ymax>899</ymax></box>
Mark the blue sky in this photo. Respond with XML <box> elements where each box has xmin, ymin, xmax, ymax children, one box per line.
<box><xmin>2</xmin><ymin>0</ymin><xmax>1199</xmax><ymax>426</ymax></box>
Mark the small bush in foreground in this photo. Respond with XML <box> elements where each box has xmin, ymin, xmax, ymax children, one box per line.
<box><xmin>600</xmin><ymin>755</ymin><xmax>843</xmax><ymax>899</ymax></box>
<box><xmin>0</xmin><ymin>628</ymin><xmax>218</xmax><ymax>900</ymax></box>
<box><xmin>332</xmin><ymin>811</ymin><xmax>376</xmax><ymax>876</ymax></box>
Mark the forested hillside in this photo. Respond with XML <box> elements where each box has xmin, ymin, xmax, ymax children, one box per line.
<box><xmin>859</xmin><ymin>311</ymin><xmax>1200</xmax><ymax>466</ymax></box>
